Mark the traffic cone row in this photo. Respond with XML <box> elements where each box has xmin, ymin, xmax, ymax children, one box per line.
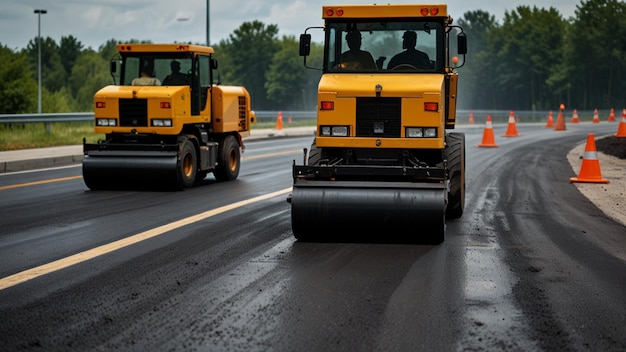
<box><xmin>502</xmin><ymin>110</ymin><xmax>520</xmax><ymax>137</ymax></box>
<box><xmin>477</xmin><ymin>115</ymin><xmax>498</xmax><ymax>147</ymax></box>
<box><xmin>571</xmin><ymin>109</ymin><xmax>580</xmax><ymax>123</ymax></box>
<box><xmin>554</xmin><ymin>108</ymin><xmax>567</xmax><ymax>131</ymax></box>
<box><xmin>592</xmin><ymin>109</ymin><xmax>600</xmax><ymax>123</ymax></box>
<box><xmin>275</xmin><ymin>111</ymin><xmax>283</xmax><ymax>130</ymax></box>
<box><xmin>570</xmin><ymin>134</ymin><xmax>609</xmax><ymax>184</ymax></box>
<box><xmin>473</xmin><ymin>107</ymin><xmax>622</xmax><ymax>185</ymax></box>
<box><xmin>545</xmin><ymin>111</ymin><xmax>554</xmax><ymax>128</ymax></box>
<box><xmin>607</xmin><ymin>108</ymin><xmax>616</xmax><ymax>122</ymax></box>
<box><xmin>616</xmin><ymin>109</ymin><xmax>626</xmax><ymax>137</ymax></box>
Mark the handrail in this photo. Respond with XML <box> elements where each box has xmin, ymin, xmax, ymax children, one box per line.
<box><xmin>0</xmin><ymin>111</ymin><xmax>317</xmax><ymax>124</ymax></box>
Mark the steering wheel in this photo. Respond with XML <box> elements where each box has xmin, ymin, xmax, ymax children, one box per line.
<box><xmin>391</xmin><ymin>64</ymin><xmax>418</xmax><ymax>71</ymax></box>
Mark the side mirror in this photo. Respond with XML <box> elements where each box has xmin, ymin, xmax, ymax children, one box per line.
<box><xmin>211</xmin><ymin>58</ymin><xmax>218</xmax><ymax>70</ymax></box>
<box><xmin>299</xmin><ymin>34</ymin><xmax>311</xmax><ymax>56</ymax></box>
<box><xmin>109</xmin><ymin>58</ymin><xmax>121</xmax><ymax>84</ymax></box>
<box><xmin>457</xmin><ymin>32</ymin><xmax>467</xmax><ymax>55</ymax></box>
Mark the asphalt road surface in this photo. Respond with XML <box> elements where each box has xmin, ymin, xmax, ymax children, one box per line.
<box><xmin>0</xmin><ymin>123</ymin><xmax>624</xmax><ymax>351</ymax></box>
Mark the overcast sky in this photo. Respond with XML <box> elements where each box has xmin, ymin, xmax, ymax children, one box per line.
<box><xmin>1</xmin><ymin>0</ymin><xmax>579</xmax><ymax>51</ymax></box>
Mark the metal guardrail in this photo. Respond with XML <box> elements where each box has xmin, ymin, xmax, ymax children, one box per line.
<box><xmin>0</xmin><ymin>109</ymin><xmax>615</xmax><ymax>125</ymax></box>
<box><xmin>0</xmin><ymin>112</ymin><xmax>94</xmax><ymax>124</ymax></box>
<box><xmin>0</xmin><ymin>111</ymin><xmax>317</xmax><ymax>124</ymax></box>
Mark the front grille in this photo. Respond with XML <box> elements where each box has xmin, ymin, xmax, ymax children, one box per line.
<box><xmin>355</xmin><ymin>97</ymin><xmax>401</xmax><ymax>137</ymax></box>
<box><xmin>238</xmin><ymin>96</ymin><xmax>247</xmax><ymax>131</ymax></box>
<box><xmin>119</xmin><ymin>99</ymin><xmax>148</xmax><ymax>127</ymax></box>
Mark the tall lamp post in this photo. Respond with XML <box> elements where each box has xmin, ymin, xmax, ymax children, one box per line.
<box><xmin>34</xmin><ymin>9</ymin><xmax>47</xmax><ymax>115</ymax></box>
<box><xmin>206</xmin><ymin>0</ymin><xmax>210</xmax><ymax>46</ymax></box>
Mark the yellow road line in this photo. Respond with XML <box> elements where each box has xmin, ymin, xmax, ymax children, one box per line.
<box><xmin>0</xmin><ymin>149</ymin><xmax>301</xmax><ymax>191</ymax></box>
<box><xmin>0</xmin><ymin>187</ymin><xmax>293</xmax><ymax>291</ymax></box>
<box><xmin>0</xmin><ymin>176</ymin><xmax>82</xmax><ymax>191</ymax></box>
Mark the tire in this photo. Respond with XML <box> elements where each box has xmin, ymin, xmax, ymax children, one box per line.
<box><xmin>307</xmin><ymin>139</ymin><xmax>320</xmax><ymax>165</ymax></box>
<box><xmin>177</xmin><ymin>137</ymin><xmax>197</xmax><ymax>188</ymax></box>
<box><xmin>446</xmin><ymin>132</ymin><xmax>465</xmax><ymax>219</ymax></box>
<box><xmin>214</xmin><ymin>135</ymin><xmax>240</xmax><ymax>182</ymax></box>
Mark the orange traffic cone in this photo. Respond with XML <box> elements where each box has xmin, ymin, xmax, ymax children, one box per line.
<box><xmin>545</xmin><ymin>111</ymin><xmax>554</xmax><ymax>128</ymax></box>
<box><xmin>571</xmin><ymin>109</ymin><xmax>580</xmax><ymax>124</ymax></box>
<box><xmin>502</xmin><ymin>110</ymin><xmax>520</xmax><ymax>137</ymax></box>
<box><xmin>592</xmin><ymin>109</ymin><xmax>600</xmax><ymax>123</ymax></box>
<box><xmin>477</xmin><ymin>115</ymin><xmax>498</xmax><ymax>147</ymax></box>
<box><xmin>554</xmin><ymin>108</ymin><xmax>566</xmax><ymax>131</ymax></box>
<box><xmin>569</xmin><ymin>134</ymin><xmax>609</xmax><ymax>184</ymax></box>
<box><xmin>616</xmin><ymin>109</ymin><xmax>626</xmax><ymax>137</ymax></box>
<box><xmin>469</xmin><ymin>110</ymin><xmax>475</xmax><ymax>124</ymax></box>
<box><xmin>607</xmin><ymin>108</ymin><xmax>616</xmax><ymax>122</ymax></box>
<box><xmin>288</xmin><ymin>115</ymin><xmax>293</xmax><ymax>123</ymax></box>
<box><xmin>275</xmin><ymin>111</ymin><xmax>284</xmax><ymax>130</ymax></box>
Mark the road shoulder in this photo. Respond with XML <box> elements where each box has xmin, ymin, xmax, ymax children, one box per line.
<box><xmin>567</xmin><ymin>137</ymin><xmax>626</xmax><ymax>228</ymax></box>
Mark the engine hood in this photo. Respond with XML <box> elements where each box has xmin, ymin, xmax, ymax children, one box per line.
<box><xmin>95</xmin><ymin>85</ymin><xmax>188</xmax><ymax>99</ymax></box>
<box><xmin>319</xmin><ymin>73</ymin><xmax>445</xmax><ymax>98</ymax></box>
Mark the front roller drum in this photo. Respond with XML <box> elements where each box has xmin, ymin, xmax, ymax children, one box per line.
<box><xmin>82</xmin><ymin>155</ymin><xmax>179</xmax><ymax>190</ymax></box>
<box><xmin>290</xmin><ymin>184</ymin><xmax>446</xmax><ymax>244</ymax></box>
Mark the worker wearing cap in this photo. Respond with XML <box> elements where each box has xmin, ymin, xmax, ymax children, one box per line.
<box><xmin>388</xmin><ymin>30</ymin><xmax>431</xmax><ymax>70</ymax></box>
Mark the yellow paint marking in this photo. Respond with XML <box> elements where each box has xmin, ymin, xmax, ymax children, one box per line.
<box><xmin>242</xmin><ymin>149</ymin><xmax>302</xmax><ymax>160</ymax></box>
<box><xmin>0</xmin><ymin>187</ymin><xmax>293</xmax><ymax>291</ymax></box>
<box><xmin>0</xmin><ymin>149</ymin><xmax>301</xmax><ymax>191</ymax></box>
<box><xmin>0</xmin><ymin>176</ymin><xmax>82</xmax><ymax>191</ymax></box>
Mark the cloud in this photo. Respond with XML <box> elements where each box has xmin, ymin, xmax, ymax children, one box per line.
<box><xmin>0</xmin><ymin>0</ymin><xmax>578</xmax><ymax>51</ymax></box>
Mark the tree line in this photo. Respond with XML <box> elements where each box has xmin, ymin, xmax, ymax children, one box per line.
<box><xmin>0</xmin><ymin>0</ymin><xmax>623</xmax><ymax>115</ymax></box>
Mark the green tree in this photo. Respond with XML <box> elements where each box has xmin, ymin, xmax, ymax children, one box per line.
<box><xmin>481</xmin><ymin>6</ymin><xmax>566</xmax><ymax>110</ymax></box>
<box><xmin>25</xmin><ymin>36</ymin><xmax>65</xmax><ymax>94</ymax></box>
<box><xmin>98</xmin><ymin>39</ymin><xmax>121</xmax><ymax>60</ymax></box>
<box><xmin>219</xmin><ymin>21</ymin><xmax>280</xmax><ymax>109</ymax></box>
<box><xmin>0</xmin><ymin>45</ymin><xmax>37</xmax><ymax>113</ymax></box>
<box><xmin>70</xmin><ymin>50</ymin><xmax>111</xmax><ymax>111</ymax></box>
<box><xmin>265</xmin><ymin>36</ymin><xmax>309</xmax><ymax>109</ymax></box>
<box><xmin>59</xmin><ymin>35</ymin><xmax>84</xmax><ymax>77</ymax></box>
<box><xmin>457</xmin><ymin>10</ymin><xmax>498</xmax><ymax>109</ymax></box>
<box><xmin>567</xmin><ymin>0</ymin><xmax>626</xmax><ymax>109</ymax></box>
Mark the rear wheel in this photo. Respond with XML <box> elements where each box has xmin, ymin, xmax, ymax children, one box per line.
<box><xmin>177</xmin><ymin>137</ymin><xmax>197</xmax><ymax>188</ymax></box>
<box><xmin>446</xmin><ymin>132</ymin><xmax>465</xmax><ymax>219</ymax></box>
<box><xmin>214</xmin><ymin>135</ymin><xmax>240</xmax><ymax>182</ymax></box>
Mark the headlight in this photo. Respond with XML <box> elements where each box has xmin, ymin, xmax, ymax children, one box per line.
<box><xmin>406</xmin><ymin>127</ymin><xmax>437</xmax><ymax>138</ymax></box>
<box><xmin>152</xmin><ymin>119</ymin><xmax>173</xmax><ymax>127</ymax></box>
<box><xmin>406</xmin><ymin>127</ymin><xmax>423</xmax><ymax>138</ymax></box>
<box><xmin>423</xmin><ymin>128</ymin><xmax>437</xmax><ymax>137</ymax></box>
<box><xmin>320</xmin><ymin>125</ymin><xmax>349</xmax><ymax>136</ymax></box>
<box><xmin>96</xmin><ymin>118</ymin><xmax>116</xmax><ymax>126</ymax></box>
<box><xmin>331</xmin><ymin>126</ymin><xmax>348</xmax><ymax>136</ymax></box>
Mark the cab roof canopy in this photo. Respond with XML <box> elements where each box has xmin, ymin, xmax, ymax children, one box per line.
<box><xmin>322</xmin><ymin>4</ymin><xmax>448</xmax><ymax>19</ymax></box>
<box><xmin>116</xmin><ymin>44</ymin><xmax>214</xmax><ymax>55</ymax></box>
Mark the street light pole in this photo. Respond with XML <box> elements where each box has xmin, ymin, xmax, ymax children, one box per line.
<box><xmin>34</xmin><ymin>9</ymin><xmax>47</xmax><ymax>115</ymax></box>
<box><xmin>206</xmin><ymin>0</ymin><xmax>210</xmax><ymax>46</ymax></box>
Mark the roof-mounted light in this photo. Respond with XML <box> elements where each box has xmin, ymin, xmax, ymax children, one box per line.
<box><xmin>420</xmin><ymin>7</ymin><xmax>440</xmax><ymax>16</ymax></box>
